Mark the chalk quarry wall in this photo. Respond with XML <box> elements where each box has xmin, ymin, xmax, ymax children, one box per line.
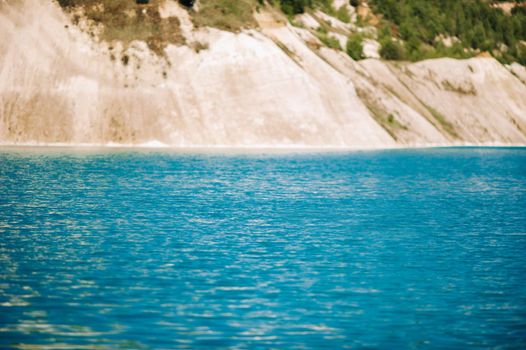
<box><xmin>1</xmin><ymin>0</ymin><xmax>525</xmax><ymax>148</ymax></box>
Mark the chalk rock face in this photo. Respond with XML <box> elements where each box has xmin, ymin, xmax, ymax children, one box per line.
<box><xmin>0</xmin><ymin>0</ymin><xmax>525</xmax><ymax>148</ymax></box>
<box><xmin>0</xmin><ymin>0</ymin><xmax>393</xmax><ymax>148</ymax></box>
<box><xmin>314</xmin><ymin>47</ymin><xmax>526</xmax><ymax>146</ymax></box>
<box><xmin>362</xmin><ymin>39</ymin><xmax>380</xmax><ymax>59</ymax></box>
<box><xmin>395</xmin><ymin>58</ymin><xmax>526</xmax><ymax>144</ymax></box>
<box><xmin>507</xmin><ymin>62</ymin><xmax>526</xmax><ymax>85</ymax></box>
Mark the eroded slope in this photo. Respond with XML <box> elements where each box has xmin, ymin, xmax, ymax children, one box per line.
<box><xmin>0</xmin><ymin>0</ymin><xmax>525</xmax><ymax>148</ymax></box>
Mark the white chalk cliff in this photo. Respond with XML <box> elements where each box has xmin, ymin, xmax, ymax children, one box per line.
<box><xmin>1</xmin><ymin>0</ymin><xmax>525</xmax><ymax>148</ymax></box>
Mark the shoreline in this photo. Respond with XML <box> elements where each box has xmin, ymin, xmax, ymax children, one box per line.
<box><xmin>1</xmin><ymin>141</ymin><xmax>525</xmax><ymax>155</ymax></box>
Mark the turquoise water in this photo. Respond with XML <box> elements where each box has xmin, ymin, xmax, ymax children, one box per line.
<box><xmin>0</xmin><ymin>147</ymin><xmax>525</xmax><ymax>349</ymax></box>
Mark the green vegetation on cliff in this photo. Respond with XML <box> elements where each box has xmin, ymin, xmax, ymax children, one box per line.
<box><xmin>265</xmin><ymin>0</ymin><xmax>526</xmax><ymax>64</ymax></box>
<box><xmin>57</xmin><ymin>0</ymin><xmax>526</xmax><ymax>64</ymax></box>
<box><xmin>57</xmin><ymin>0</ymin><xmax>184</xmax><ymax>55</ymax></box>
<box><xmin>269</xmin><ymin>0</ymin><xmax>526</xmax><ymax>64</ymax></box>
<box><xmin>193</xmin><ymin>0</ymin><xmax>258</xmax><ymax>31</ymax></box>
<box><xmin>370</xmin><ymin>0</ymin><xmax>526</xmax><ymax>64</ymax></box>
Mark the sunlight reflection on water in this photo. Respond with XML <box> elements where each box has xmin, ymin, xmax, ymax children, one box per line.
<box><xmin>0</xmin><ymin>147</ymin><xmax>525</xmax><ymax>349</ymax></box>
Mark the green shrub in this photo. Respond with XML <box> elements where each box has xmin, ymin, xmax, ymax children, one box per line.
<box><xmin>318</xmin><ymin>33</ymin><xmax>341</xmax><ymax>50</ymax></box>
<box><xmin>335</xmin><ymin>6</ymin><xmax>351</xmax><ymax>23</ymax></box>
<box><xmin>279</xmin><ymin>0</ymin><xmax>312</xmax><ymax>15</ymax></box>
<box><xmin>380</xmin><ymin>39</ymin><xmax>405</xmax><ymax>60</ymax></box>
<box><xmin>346</xmin><ymin>33</ymin><xmax>364</xmax><ymax>60</ymax></box>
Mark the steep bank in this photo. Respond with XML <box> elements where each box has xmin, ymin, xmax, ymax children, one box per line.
<box><xmin>0</xmin><ymin>0</ymin><xmax>525</xmax><ymax>148</ymax></box>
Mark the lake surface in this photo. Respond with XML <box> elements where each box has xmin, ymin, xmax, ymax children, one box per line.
<box><xmin>0</xmin><ymin>147</ymin><xmax>525</xmax><ymax>349</ymax></box>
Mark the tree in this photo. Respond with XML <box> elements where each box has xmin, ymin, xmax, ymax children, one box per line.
<box><xmin>471</xmin><ymin>23</ymin><xmax>487</xmax><ymax>49</ymax></box>
<box><xmin>279</xmin><ymin>0</ymin><xmax>312</xmax><ymax>15</ymax></box>
<box><xmin>179</xmin><ymin>0</ymin><xmax>195</xmax><ymax>7</ymax></box>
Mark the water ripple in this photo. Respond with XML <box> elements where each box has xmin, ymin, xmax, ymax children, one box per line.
<box><xmin>0</xmin><ymin>147</ymin><xmax>525</xmax><ymax>349</ymax></box>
